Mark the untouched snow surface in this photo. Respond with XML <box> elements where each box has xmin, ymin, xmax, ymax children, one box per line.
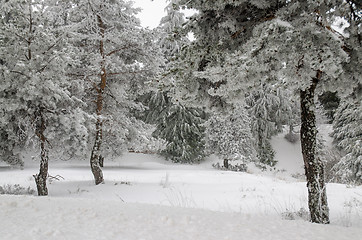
<box><xmin>1</xmin><ymin>129</ymin><xmax>362</xmax><ymax>239</ymax></box>
<box><xmin>1</xmin><ymin>195</ymin><xmax>361</xmax><ymax>240</ymax></box>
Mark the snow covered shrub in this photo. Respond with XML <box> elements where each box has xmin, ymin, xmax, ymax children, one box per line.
<box><xmin>212</xmin><ymin>161</ymin><xmax>248</xmax><ymax>172</ymax></box>
<box><xmin>281</xmin><ymin>208</ymin><xmax>310</xmax><ymax>221</ymax></box>
<box><xmin>207</xmin><ymin>107</ymin><xmax>256</xmax><ymax>171</ymax></box>
<box><xmin>0</xmin><ymin>184</ymin><xmax>35</xmax><ymax>195</ymax></box>
<box><xmin>284</xmin><ymin>132</ymin><xmax>299</xmax><ymax>144</ymax></box>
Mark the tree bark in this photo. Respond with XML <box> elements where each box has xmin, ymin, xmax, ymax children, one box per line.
<box><xmin>300</xmin><ymin>71</ymin><xmax>329</xmax><ymax>224</ymax></box>
<box><xmin>90</xmin><ymin>119</ymin><xmax>104</xmax><ymax>185</ymax></box>
<box><xmin>89</xmin><ymin>13</ymin><xmax>107</xmax><ymax>185</ymax></box>
<box><xmin>223</xmin><ymin>159</ymin><xmax>229</xmax><ymax>169</ymax></box>
<box><xmin>33</xmin><ymin>107</ymin><xmax>49</xmax><ymax>196</ymax></box>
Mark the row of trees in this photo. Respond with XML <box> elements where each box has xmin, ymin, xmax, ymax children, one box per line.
<box><xmin>0</xmin><ymin>0</ymin><xmax>163</xmax><ymax>194</ymax></box>
<box><xmin>1</xmin><ymin>0</ymin><xmax>360</xmax><ymax>225</ymax></box>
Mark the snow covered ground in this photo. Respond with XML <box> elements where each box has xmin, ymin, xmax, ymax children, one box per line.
<box><xmin>1</xmin><ymin>194</ymin><xmax>361</xmax><ymax>240</ymax></box>
<box><xmin>1</xmin><ymin>129</ymin><xmax>362</xmax><ymax>239</ymax></box>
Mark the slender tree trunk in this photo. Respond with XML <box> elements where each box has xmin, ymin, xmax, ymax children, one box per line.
<box><xmin>300</xmin><ymin>71</ymin><xmax>329</xmax><ymax>224</ymax></box>
<box><xmin>90</xmin><ymin>118</ymin><xmax>104</xmax><ymax>185</ymax></box>
<box><xmin>89</xmin><ymin>14</ymin><xmax>107</xmax><ymax>185</ymax></box>
<box><xmin>33</xmin><ymin>108</ymin><xmax>49</xmax><ymax>196</ymax></box>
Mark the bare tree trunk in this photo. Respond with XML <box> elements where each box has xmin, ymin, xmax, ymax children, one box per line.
<box><xmin>223</xmin><ymin>159</ymin><xmax>229</xmax><ymax>169</ymax></box>
<box><xmin>90</xmin><ymin>118</ymin><xmax>104</xmax><ymax>185</ymax></box>
<box><xmin>33</xmin><ymin>107</ymin><xmax>49</xmax><ymax>196</ymax></box>
<box><xmin>89</xmin><ymin>13</ymin><xmax>107</xmax><ymax>185</ymax></box>
<box><xmin>300</xmin><ymin>71</ymin><xmax>329</xmax><ymax>224</ymax></box>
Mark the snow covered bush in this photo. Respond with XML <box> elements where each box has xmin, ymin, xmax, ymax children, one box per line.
<box><xmin>281</xmin><ymin>208</ymin><xmax>310</xmax><ymax>221</ymax></box>
<box><xmin>0</xmin><ymin>184</ymin><xmax>35</xmax><ymax>196</ymax></box>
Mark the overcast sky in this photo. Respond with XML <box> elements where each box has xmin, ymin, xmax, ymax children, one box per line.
<box><xmin>133</xmin><ymin>0</ymin><xmax>168</xmax><ymax>29</ymax></box>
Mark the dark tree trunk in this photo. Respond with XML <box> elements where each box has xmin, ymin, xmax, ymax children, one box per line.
<box><xmin>300</xmin><ymin>72</ymin><xmax>329</xmax><ymax>224</ymax></box>
<box><xmin>90</xmin><ymin>119</ymin><xmax>104</xmax><ymax>185</ymax></box>
<box><xmin>223</xmin><ymin>159</ymin><xmax>229</xmax><ymax>169</ymax></box>
<box><xmin>33</xmin><ymin>108</ymin><xmax>49</xmax><ymax>196</ymax></box>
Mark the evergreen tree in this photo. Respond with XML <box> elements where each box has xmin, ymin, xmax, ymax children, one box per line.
<box><xmin>158</xmin><ymin>0</ymin><xmax>188</xmax><ymax>59</ymax></box>
<box><xmin>157</xmin><ymin>103</ymin><xmax>205</xmax><ymax>163</ymax></box>
<box><xmin>275</xmin><ymin>88</ymin><xmax>300</xmax><ymax>135</ymax></box>
<box><xmin>139</xmin><ymin>0</ymin><xmax>206</xmax><ymax>163</ymax></box>
<box><xmin>331</xmin><ymin>88</ymin><xmax>362</xmax><ymax>184</ymax></box>
<box><xmin>0</xmin><ymin>0</ymin><xmax>85</xmax><ymax>195</ymax></box>
<box><xmin>318</xmin><ymin>91</ymin><xmax>340</xmax><ymax>123</ymax></box>
<box><xmin>245</xmin><ymin>85</ymin><xmax>279</xmax><ymax>167</ymax></box>
<box><xmin>206</xmin><ymin>107</ymin><xmax>256</xmax><ymax>171</ymax></box>
<box><xmin>68</xmin><ymin>0</ymin><xmax>162</xmax><ymax>184</ymax></box>
<box><xmin>173</xmin><ymin>0</ymin><xmax>359</xmax><ymax>224</ymax></box>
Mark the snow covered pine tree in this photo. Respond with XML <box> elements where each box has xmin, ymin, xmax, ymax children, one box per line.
<box><xmin>68</xmin><ymin>0</ymin><xmax>161</xmax><ymax>184</ymax></box>
<box><xmin>332</xmin><ymin>88</ymin><xmax>362</xmax><ymax>184</ymax></box>
<box><xmin>0</xmin><ymin>0</ymin><xmax>85</xmax><ymax>195</ymax></box>
<box><xmin>141</xmin><ymin>0</ymin><xmax>206</xmax><ymax>163</ymax></box>
<box><xmin>173</xmin><ymin>0</ymin><xmax>359</xmax><ymax>224</ymax></box>
<box><xmin>206</xmin><ymin>107</ymin><xmax>256</xmax><ymax>171</ymax></box>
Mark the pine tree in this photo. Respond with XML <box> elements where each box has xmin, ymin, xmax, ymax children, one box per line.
<box><xmin>173</xmin><ymin>0</ymin><xmax>358</xmax><ymax>224</ymax></box>
<box><xmin>0</xmin><ymin>0</ymin><xmax>85</xmax><ymax>195</ymax></box>
<box><xmin>158</xmin><ymin>0</ymin><xmax>188</xmax><ymax>59</ymax></box>
<box><xmin>68</xmin><ymin>0</ymin><xmax>162</xmax><ymax>184</ymax></box>
<box><xmin>158</xmin><ymin>104</ymin><xmax>205</xmax><ymax>163</ymax></box>
<box><xmin>245</xmin><ymin>85</ymin><xmax>279</xmax><ymax>167</ymax></box>
<box><xmin>318</xmin><ymin>91</ymin><xmax>340</xmax><ymax>123</ymax></box>
<box><xmin>139</xmin><ymin>0</ymin><xmax>206</xmax><ymax>163</ymax></box>
<box><xmin>331</xmin><ymin>88</ymin><xmax>362</xmax><ymax>184</ymax></box>
<box><xmin>206</xmin><ymin>107</ymin><xmax>256</xmax><ymax>171</ymax></box>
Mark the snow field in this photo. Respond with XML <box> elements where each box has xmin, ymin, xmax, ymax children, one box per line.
<box><xmin>1</xmin><ymin>195</ymin><xmax>361</xmax><ymax>240</ymax></box>
<box><xmin>1</xmin><ymin>128</ymin><xmax>362</xmax><ymax>240</ymax></box>
<box><xmin>1</xmin><ymin>152</ymin><xmax>362</xmax><ymax>240</ymax></box>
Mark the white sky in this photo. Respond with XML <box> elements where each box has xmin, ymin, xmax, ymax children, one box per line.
<box><xmin>133</xmin><ymin>0</ymin><xmax>168</xmax><ymax>29</ymax></box>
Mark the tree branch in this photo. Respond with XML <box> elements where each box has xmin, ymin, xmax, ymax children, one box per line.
<box><xmin>106</xmin><ymin>43</ymin><xmax>138</xmax><ymax>56</ymax></box>
<box><xmin>10</xmin><ymin>70</ymin><xmax>30</xmax><ymax>79</ymax></box>
<box><xmin>108</xmin><ymin>69</ymin><xmax>151</xmax><ymax>76</ymax></box>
